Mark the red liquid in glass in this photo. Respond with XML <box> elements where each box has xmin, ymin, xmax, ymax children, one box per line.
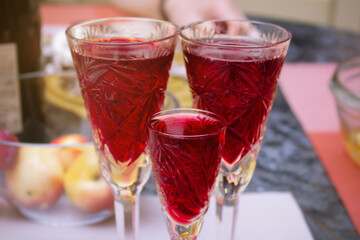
<box><xmin>148</xmin><ymin>113</ymin><xmax>225</xmax><ymax>224</ymax></box>
<box><xmin>73</xmin><ymin>38</ymin><xmax>174</xmax><ymax>165</ymax></box>
<box><xmin>183</xmin><ymin>39</ymin><xmax>285</xmax><ymax>165</ymax></box>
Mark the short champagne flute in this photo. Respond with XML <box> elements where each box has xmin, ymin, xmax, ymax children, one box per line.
<box><xmin>147</xmin><ymin>108</ymin><xmax>226</xmax><ymax>240</ymax></box>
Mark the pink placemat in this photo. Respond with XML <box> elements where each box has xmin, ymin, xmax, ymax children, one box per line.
<box><xmin>41</xmin><ymin>3</ymin><xmax>128</xmax><ymax>26</ymax></box>
<box><xmin>279</xmin><ymin>63</ymin><xmax>360</xmax><ymax>234</ymax></box>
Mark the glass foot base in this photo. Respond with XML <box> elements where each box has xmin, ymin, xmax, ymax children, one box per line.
<box><xmin>163</xmin><ymin>213</ymin><xmax>204</xmax><ymax>240</ymax></box>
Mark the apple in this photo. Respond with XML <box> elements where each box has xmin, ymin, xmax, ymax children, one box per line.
<box><xmin>51</xmin><ymin>134</ymin><xmax>89</xmax><ymax>145</ymax></box>
<box><xmin>51</xmin><ymin>134</ymin><xmax>89</xmax><ymax>171</ymax></box>
<box><xmin>64</xmin><ymin>146</ymin><xmax>114</xmax><ymax>213</ymax></box>
<box><xmin>0</xmin><ymin>129</ymin><xmax>18</xmax><ymax>170</ymax></box>
<box><xmin>5</xmin><ymin>146</ymin><xmax>64</xmax><ymax>209</ymax></box>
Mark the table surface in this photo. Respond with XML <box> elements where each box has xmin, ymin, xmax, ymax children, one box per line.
<box><xmin>38</xmin><ymin>5</ymin><xmax>360</xmax><ymax>240</ymax></box>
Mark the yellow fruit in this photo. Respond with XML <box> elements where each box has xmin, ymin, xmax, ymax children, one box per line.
<box><xmin>64</xmin><ymin>146</ymin><xmax>114</xmax><ymax>213</ymax></box>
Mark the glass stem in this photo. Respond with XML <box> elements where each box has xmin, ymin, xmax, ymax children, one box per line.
<box><xmin>114</xmin><ymin>193</ymin><xmax>140</xmax><ymax>240</ymax></box>
<box><xmin>215</xmin><ymin>169</ymin><xmax>244</xmax><ymax>240</ymax></box>
<box><xmin>216</xmin><ymin>196</ymin><xmax>239</xmax><ymax>240</ymax></box>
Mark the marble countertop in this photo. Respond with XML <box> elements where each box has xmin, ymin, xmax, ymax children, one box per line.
<box><xmin>251</xmin><ymin>18</ymin><xmax>360</xmax><ymax>239</ymax></box>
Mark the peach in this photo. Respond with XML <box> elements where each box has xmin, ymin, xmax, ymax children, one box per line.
<box><xmin>64</xmin><ymin>146</ymin><xmax>114</xmax><ymax>213</ymax></box>
<box><xmin>5</xmin><ymin>146</ymin><xmax>64</xmax><ymax>209</ymax></box>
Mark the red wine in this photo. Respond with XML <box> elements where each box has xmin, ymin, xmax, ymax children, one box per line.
<box><xmin>72</xmin><ymin>38</ymin><xmax>174</xmax><ymax>165</ymax></box>
<box><xmin>183</xmin><ymin>39</ymin><xmax>285</xmax><ymax>165</ymax></box>
<box><xmin>148</xmin><ymin>112</ymin><xmax>225</xmax><ymax>224</ymax></box>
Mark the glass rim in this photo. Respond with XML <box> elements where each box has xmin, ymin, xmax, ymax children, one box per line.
<box><xmin>147</xmin><ymin>108</ymin><xmax>227</xmax><ymax>139</ymax></box>
<box><xmin>330</xmin><ymin>56</ymin><xmax>360</xmax><ymax>103</ymax></box>
<box><xmin>0</xmin><ymin>139</ymin><xmax>93</xmax><ymax>148</ymax></box>
<box><xmin>65</xmin><ymin>17</ymin><xmax>179</xmax><ymax>46</ymax></box>
<box><xmin>0</xmin><ymin>70</ymin><xmax>77</xmax><ymax>83</ymax></box>
<box><xmin>179</xmin><ymin>19</ymin><xmax>292</xmax><ymax>49</ymax></box>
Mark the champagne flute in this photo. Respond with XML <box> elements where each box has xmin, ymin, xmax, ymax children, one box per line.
<box><xmin>147</xmin><ymin>108</ymin><xmax>226</xmax><ymax>240</ymax></box>
<box><xmin>180</xmin><ymin>20</ymin><xmax>291</xmax><ymax>239</ymax></box>
<box><xmin>66</xmin><ymin>17</ymin><xmax>178</xmax><ymax>240</ymax></box>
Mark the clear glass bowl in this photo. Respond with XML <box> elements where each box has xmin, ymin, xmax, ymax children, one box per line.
<box><xmin>0</xmin><ymin>71</ymin><xmax>179</xmax><ymax>226</ymax></box>
<box><xmin>330</xmin><ymin>56</ymin><xmax>360</xmax><ymax>166</ymax></box>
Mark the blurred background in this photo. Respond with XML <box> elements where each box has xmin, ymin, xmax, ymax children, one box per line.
<box><xmin>40</xmin><ymin>0</ymin><xmax>360</xmax><ymax>34</ymax></box>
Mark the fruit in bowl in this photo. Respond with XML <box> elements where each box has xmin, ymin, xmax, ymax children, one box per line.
<box><xmin>51</xmin><ymin>134</ymin><xmax>89</xmax><ymax>171</ymax></box>
<box><xmin>5</xmin><ymin>146</ymin><xmax>64</xmax><ymax>209</ymax></box>
<box><xmin>0</xmin><ymin>72</ymin><xmax>114</xmax><ymax>226</ymax></box>
<box><xmin>1</xmin><ymin>133</ymin><xmax>114</xmax><ymax>225</ymax></box>
<box><xmin>64</xmin><ymin>146</ymin><xmax>114</xmax><ymax>212</ymax></box>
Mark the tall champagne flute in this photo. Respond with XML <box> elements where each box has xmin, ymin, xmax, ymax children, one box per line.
<box><xmin>66</xmin><ymin>18</ymin><xmax>178</xmax><ymax>239</ymax></box>
<box><xmin>180</xmin><ymin>20</ymin><xmax>291</xmax><ymax>239</ymax></box>
<box><xmin>147</xmin><ymin>108</ymin><xmax>226</xmax><ymax>240</ymax></box>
